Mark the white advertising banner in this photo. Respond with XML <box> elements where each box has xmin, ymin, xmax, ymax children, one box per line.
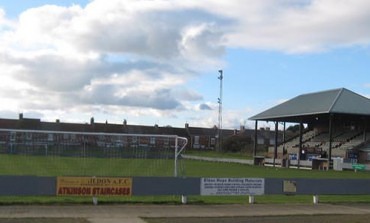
<box><xmin>200</xmin><ymin>178</ymin><xmax>265</xmax><ymax>195</ymax></box>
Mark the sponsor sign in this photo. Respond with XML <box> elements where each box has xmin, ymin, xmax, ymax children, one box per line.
<box><xmin>57</xmin><ymin>176</ymin><xmax>132</xmax><ymax>196</ymax></box>
<box><xmin>283</xmin><ymin>180</ymin><xmax>297</xmax><ymax>193</ymax></box>
<box><xmin>200</xmin><ymin>178</ymin><xmax>264</xmax><ymax>196</ymax></box>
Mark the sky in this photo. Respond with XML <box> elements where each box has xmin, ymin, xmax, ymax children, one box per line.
<box><xmin>0</xmin><ymin>0</ymin><xmax>370</xmax><ymax>129</ymax></box>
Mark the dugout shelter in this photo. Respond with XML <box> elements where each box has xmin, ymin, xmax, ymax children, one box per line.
<box><xmin>250</xmin><ymin>88</ymin><xmax>370</xmax><ymax>168</ymax></box>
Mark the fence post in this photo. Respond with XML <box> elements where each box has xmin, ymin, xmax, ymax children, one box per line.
<box><xmin>181</xmin><ymin>195</ymin><xmax>187</xmax><ymax>204</ymax></box>
<box><xmin>313</xmin><ymin>195</ymin><xmax>319</xmax><ymax>204</ymax></box>
<box><xmin>92</xmin><ymin>197</ymin><xmax>98</xmax><ymax>205</ymax></box>
<box><xmin>249</xmin><ymin>195</ymin><xmax>255</xmax><ymax>204</ymax></box>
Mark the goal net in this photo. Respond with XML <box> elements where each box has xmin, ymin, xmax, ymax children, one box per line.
<box><xmin>0</xmin><ymin>128</ymin><xmax>188</xmax><ymax>177</ymax></box>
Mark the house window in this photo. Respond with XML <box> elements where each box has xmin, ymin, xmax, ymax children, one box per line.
<box><xmin>367</xmin><ymin>152</ymin><xmax>370</xmax><ymax>161</ymax></box>
<box><xmin>10</xmin><ymin>132</ymin><xmax>16</xmax><ymax>142</ymax></box>
<box><xmin>210</xmin><ymin>137</ymin><xmax>216</xmax><ymax>146</ymax></box>
<box><xmin>26</xmin><ymin>133</ymin><xmax>32</xmax><ymax>140</ymax></box>
<box><xmin>164</xmin><ymin>137</ymin><xmax>169</xmax><ymax>146</ymax></box>
<box><xmin>48</xmin><ymin>133</ymin><xmax>54</xmax><ymax>142</ymax></box>
<box><xmin>269</xmin><ymin>138</ymin><xmax>275</xmax><ymax>145</ymax></box>
<box><xmin>193</xmin><ymin>136</ymin><xmax>200</xmax><ymax>149</ymax></box>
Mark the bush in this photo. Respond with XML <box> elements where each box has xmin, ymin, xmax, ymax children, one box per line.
<box><xmin>222</xmin><ymin>135</ymin><xmax>252</xmax><ymax>153</ymax></box>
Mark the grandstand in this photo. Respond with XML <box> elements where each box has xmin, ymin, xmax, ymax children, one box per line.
<box><xmin>250</xmin><ymin>88</ymin><xmax>370</xmax><ymax>169</ymax></box>
<box><xmin>273</xmin><ymin>128</ymin><xmax>369</xmax><ymax>158</ymax></box>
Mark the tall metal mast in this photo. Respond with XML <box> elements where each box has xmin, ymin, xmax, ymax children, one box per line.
<box><xmin>217</xmin><ymin>70</ymin><xmax>223</xmax><ymax>151</ymax></box>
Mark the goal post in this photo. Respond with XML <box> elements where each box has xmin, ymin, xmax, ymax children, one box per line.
<box><xmin>174</xmin><ymin>136</ymin><xmax>188</xmax><ymax>177</ymax></box>
<box><xmin>0</xmin><ymin>128</ymin><xmax>188</xmax><ymax>177</ymax></box>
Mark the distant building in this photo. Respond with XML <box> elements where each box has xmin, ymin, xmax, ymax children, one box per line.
<box><xmin>0</xmin><ymin>114</ymin><xmax>277</xmax><ymax>151</ymax></box>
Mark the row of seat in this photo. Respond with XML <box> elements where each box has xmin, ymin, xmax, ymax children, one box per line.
<box><xmin>268</xmin><ymin>129</ymin><xmax>370</xmax><ymax>158</ymax></box>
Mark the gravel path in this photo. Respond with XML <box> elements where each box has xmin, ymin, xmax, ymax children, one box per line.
<box><xmin>0</xmin><ymin>204</ymin><xmax>370</xmax><ymax>223</ymax></box>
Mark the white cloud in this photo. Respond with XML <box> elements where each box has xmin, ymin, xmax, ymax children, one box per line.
<box><xmin>0</xmin><ymin>0</ymin><xmax>227</xmax><ymax>120</ymax></box>
<box><xmin>1</xmin><ymin>0</ymin><xmax>370</xmax><ymax>127</ymax></box>
<box><xmin>0</xmin><ymin>8</ymin><xmax>14</xmax><ymax>27</ymax></box>
<box><xmin>179</xmin><ymin>22</ymin><xmax>225</xmax><ymax>66</ymax></box>
<box><xmin>221</xmin><ymin>0</ymin><xmax>370</xmax><ymax>53</ymax></box>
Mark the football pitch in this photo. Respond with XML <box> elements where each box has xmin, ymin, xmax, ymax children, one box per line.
<box><xmin>1</xmin><ymin>153</ymin><xmax>370</xmax><ymax>178</ymax></box>
<box><xmin>0</xmin><ymin>153</ymin><xmax>370</xmax><ymax>205</ymax></box>
<box><xmin>0</xmin><ymin>154</ymin><xmax>180</xmax><ymax>177</ymax></box>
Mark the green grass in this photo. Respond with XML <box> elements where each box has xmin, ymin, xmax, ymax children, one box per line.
<box><xmin>2</xmin><ymin>194</ymin><xmax>370</xmax><ymax>205</ymax></box>
<box><xmin>0</xmin><ymin>154</ymin><xmax>177</xmax><ymax>177</ymax></box>
<box><xmin>1</xmin><ymin>153</ymin><xmax>370</xmax><ymax>205</ymax></box>
<box><xmin>184</xmin><ymin>148</ymin><xmax>267</xmax><ymax>159</ymax></box>
<box><xmin>184</xmin><ymin>150</ymin><xmax>253</xmax><ymax>159</ymax></box>
<box><xmin>184</xmin><ymin>160</ymin><xmax>370</xmax><ymax>179</ymax></box>
<box><xmin>0</xmin><ymin>195</ymin><xmax>184</xmax><ymax>205</ymax></box>
<box><xmin>1</xmin><ymin>154</ymin><xmax>369</xmax><ymax>179</ymax></box>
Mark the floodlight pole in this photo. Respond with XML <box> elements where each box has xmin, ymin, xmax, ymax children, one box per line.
<box><xmin>217</xmin><ymin>70</ymin><xmax>223</xmax><ymax>152</ymax></box>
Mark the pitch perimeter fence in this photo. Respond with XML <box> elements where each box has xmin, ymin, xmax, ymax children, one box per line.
<box><xmin>1</xmin><ymin>129</ymin><xmax>370</xmax><ymax>204</ymax></box>
<box><xmin>1</xmin><ymin>176</ymin><xmax>370</xmax><ymax>198</ymax></box>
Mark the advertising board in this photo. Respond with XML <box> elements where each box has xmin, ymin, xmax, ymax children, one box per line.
<box><xmin>200</xmin><ymin>178</ymin><xmax>264</xmax><ymax>195</ymax></box>
<box><xmin>57</xmin><ymin>176</ymin><xmax>132</xmax><ymax>196</ymax></box>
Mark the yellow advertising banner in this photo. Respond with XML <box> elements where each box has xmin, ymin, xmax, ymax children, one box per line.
<box><xmin>57</xmin><ymin>176</ymin><xmax>132</xmax><ymax>196</ymax></box>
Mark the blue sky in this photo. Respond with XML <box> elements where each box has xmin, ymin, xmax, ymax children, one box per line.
<box><xmin>0</xmin><ymin>0</ymin><xmax>369</xmax><ymax>129</ymax></box>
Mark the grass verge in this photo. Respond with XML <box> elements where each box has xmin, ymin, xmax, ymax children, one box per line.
<box><xmin>2</xmin><ymin>194</ymin><xmax>370</xmax><ymax>205</ymax></box>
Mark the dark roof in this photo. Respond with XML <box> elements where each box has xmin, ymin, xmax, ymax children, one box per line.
<box><xmin>0</xmin><ymin>118</ymin><xmax>189</xmax><ymax>137</ymax></box>
<box><xmin>187</xmin><ymin>127</ymin><xmax>218</xmax><ymax>136</ymax></box>
<box><xmin>249</xmin><ymin>88</ymin><xmax>370</xmax><ymax>122</ymax></box>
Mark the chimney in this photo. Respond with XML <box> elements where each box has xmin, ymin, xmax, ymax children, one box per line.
<box><xmin>19</xmin><ymin>113</ymin><xmax>23</xmax><ymax>120</ymax></box>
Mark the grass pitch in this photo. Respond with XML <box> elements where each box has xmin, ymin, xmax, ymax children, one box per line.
<box><xmin>0</xmin><ymin>154</ymin><xmax>177</xmax><ymax>177</ymax></box>
<box><xmin>0</xmin><ymin>153</ymin><xmax>370</xmax><ymax>205</ymax></box>
<box><xmin>1</xmin><ymin>154</ymin><xmax>369</xmax><ymax>179</ymax></box>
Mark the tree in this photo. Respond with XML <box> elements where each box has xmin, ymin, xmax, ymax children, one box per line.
<box><xmin>222</xmin><ymin>134</ymin><xmax>253</xmax><ymax>153</ymax></box>
<box><xmin>286</xmin><ymin>124</ymin><xmax>300</xmax><ymax>133</ymax></box>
